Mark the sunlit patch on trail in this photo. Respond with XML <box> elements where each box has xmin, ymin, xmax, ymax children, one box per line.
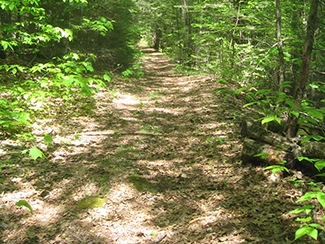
<box><xmin>113</xmin><ymin>94</ymin><xmax>141</xmax><ymax>106</ymax></box>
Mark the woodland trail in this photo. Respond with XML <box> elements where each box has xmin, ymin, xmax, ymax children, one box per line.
<box><xmin>1</xmin><ymin>48</ymin><xmax>310</xmax><ymax>243</ymax></box>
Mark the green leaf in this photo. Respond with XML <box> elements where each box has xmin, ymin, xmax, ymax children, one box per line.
<box><xmin>81</xmin><ymin>85</ymin><xmax>93</xmax><ymax>97</ymax></box>
<box><xmin>308</xmin><ymin>110</ymin><xmax>324</xmax><ymax>120</ymax></box>
<box><xmin>255</xmin><ymin>153</ymin><xmax>269</xmax><ymax>159</ymax></box>
<box><xmin>280</xmin><ymin>83</ymin><xmax>292</xmax><ymax>88</ymax></box>
<box><xmin>215</xmin><ymin>78</ymin><xmax>227</xmax><ymax>83</ymax></box>
<box><xmin>16</xmin><ymin>112</ymin><xmax>30</xmax><ymax>123</ymax></box>
<box><xmin>264</xmin><ymin>165</ymin><xmax>289</xmax><ymax>174</ymax></box>
<box><xmin>29</xmin><ymin>147</ymin><xmax>46</xmax><ymax>160</ymax></box>
<box><xmin>285</xmin><ymin>99</ymin><xmax>295</xmax><ymax>109</ymax></box>
<box><xmin>284</xmin><ymin>51</ymin><xmax>291</xmax><ymax>58</ymax></box>
<box><xmin>309</xmin><ymin>223</ymin><xmax>325</xmax><ymax>230</ymax></box>
<box><xmin>243</xmin><ymin>102</ymin><xmax>257</xmax><ymax>108</ymax></box>
<box><xmin>297</xmin><ymin>156</ymin><xmax>316</xmax><ymax>163</ymax></box>
<box><xmin>306</xmin><ymin>181</ymin><xmax>322</xmax><ymax>186</ymax></box>
<box><xmin>291</xmin><ymin>205</ymin><xmax>313</xmax><ymax>214</ymax></box>
<box><xmin>261</xmin><ymin>117</ymin><xmax>274</xmax><ymax>125</ymax></box>
<box><xmin>295</xmin><ymin>227</ymin><xmax>318</xmax><ymax>240</ymax></box>
<box><xmin>9</xmin><ymin>3</ymin><xmax>16</xmax><ymax>11</ymax></box>
<box><xmin>261</xmin><ymin>117</ymin><xmax>281</xmax><ymax>125</ymax></box>
<box><xmin>64</xmin><ymin>28</ymin><xmax>73</xmax><ymax>41</ymax></box>
<box><xmin>103</xmin><ymin>74</ymin><xmax>111</xmax><ymax>82</ymax></box>
<box><xmin>216</xmin><ymin>138</ymin><xmax>223</xmax><ymax>143</ymax></box>
<box><xmin>290</xmin><ymin>111</ymin><xmax>299</xmax><ymax>118</ymax></box>
<box><xmin>16</xmin><ymin>200</ymin><xmax>33</xmax><ymax>214</ymax></box>
<box><xmin>317</xmin><ymin>192</ymin><xmax>325</xmax><ymax>209</ymax></box>
<box><xmin>295</xmin><ymin>180</ymin><xmax>305</xmax><ymax>183</ymax></box>
<box><xmin>1</xmin><ymin>41</ymin><xmax>8</xmax><ymax>50</ymax></box>
<box><xmin>85</xmin><ymin>63</ymin><xmax>94</xmax><ymax>72</ymax></box>
<box><xmin>275</xmin><ymin>117</ymin><xmax>281</xmax><ymax>124</ymax></box>
<box><xmin>311</xmin><ymin>187</ymin><xmax>321</xmax><ymax>192</ymax></box>
<box><xmin>286</xmin><ymin>178</ymin><xmax>297</xmax><ymax>182</ymax></box>
<box><xmin>315</xmin><ymin>159</ymin><xmax>325</xmax><ymax>171</ymax></box>
<box><xmin>297</xmin><ymin>192</ymin><xmax>318</xmax><ymax>202</ymax></box>
<box><xmin>44</xmin><ymin>134</ymin><xmax>53</xmax><ymax>147</ymax></box>
<box><xmin>296</xmin><ymin>216</ymin><xmax>312</xmax><ymax>222</ymax></box>
<box><xmin>301</xmin><ymin>135</ymin><xmax>325</xmax><ymax>144</ymax></box>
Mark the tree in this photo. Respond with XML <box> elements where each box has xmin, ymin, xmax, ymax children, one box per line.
<box><xmin>0</xmin><ymin>0</ymin><xmax>140</xmax><ymax>136</ymax></box>
<box><xmin>286</xmin><ymin>0</ymin><xmax>319</xmax><ymax>138</ymax></box>
<box><xmin>276</xmin><ymin>0</ymin><xmax>285</xmax><ymax>92</ymax></box>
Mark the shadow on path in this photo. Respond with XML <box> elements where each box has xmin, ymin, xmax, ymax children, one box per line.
<box><xmin>0</xmin><ymin>48</ymin><xmax>312</xmax><ymax>243</ymax></box>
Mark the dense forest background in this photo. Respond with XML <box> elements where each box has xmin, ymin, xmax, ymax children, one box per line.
<box><xmin>1</xmin><ymin>0</ymin><xmax>325</xmax><ymax>139</ymax></box>
<box><xmin>141</xmin><ymin>0</ymin><xmax>325</xmax><ymax>134</ymax></box>
<box><xmin>1</xmin><ymin>0</ymin><xmax>325</xmax><ymax>242</ymax></box>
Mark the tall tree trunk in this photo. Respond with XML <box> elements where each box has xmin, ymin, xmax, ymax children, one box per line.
<box><xmin>286</xmin><ymin>0</ymin><xmax>319</xmax><ymax>138</ymax></box>
<box><xmin>153</xmin><ymin>26</ymin><xmax>161</xmax><ymax>51</ymax></box>
<box><xmin>229</xmin><ymin>2</ymin><xmax>241</xmax><ymax>69</ymax></box>
<box><xmin>276</xmin><ymin>0</ymin><xmax>285</xmax><ymax>92</ymax></box>
<box><xmin>181</xmin><ymin>0</ymin><xmax>192</xmax><ymax>61</ymax></box>
<box><xmin>289</xmin><ymin>4</ymin><xmax>301</xmax><ymax>96</ymax></box>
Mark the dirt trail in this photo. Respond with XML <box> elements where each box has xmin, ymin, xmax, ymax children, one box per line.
<box><xmin>0</xmin><ymin>48</ymin><xmax>310</xmax><ymax>243</ymax></box>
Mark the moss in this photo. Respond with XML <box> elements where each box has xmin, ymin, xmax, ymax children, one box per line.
<box><xmin>77</xmin><ymin>196</ymin><xmax>107</xmax><ymax>209</ymax></box>
<box><xmin>297</xmin><ymin>128</ymin><xmax>309</xmax><ymax>137</ymax></box>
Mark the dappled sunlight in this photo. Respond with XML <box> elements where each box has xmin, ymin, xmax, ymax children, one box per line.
<box><xmin>109</xmin><ymin>183</ymin><xmax>138</xmax><ymax>202</ymax></box>
<box><xmin>1</xmin><ymin>191</ymin><xmax>64</xmax><ymax>243</ymax></box>
<box><xmin>93</xmin><ymin>183</ymin><xmax>164</xmax><ymax>243</ymax></box>
<box><xmin>151</xmin><ymin>107</ymin><xmax>186</xmax><ymax>115</ymax></box>
<box><xmin>199</xmin><ymin>122</ymin><xmax>228</xmax><ymax>130</ymax></box>
<box><xmin>150</xmin><ymin>52</ymin><xmax>164</xmax><ymax>56</ymax></box>
<box><xmin>2</xmin><ymin>188</ymin><xmax>38</xmax><ymax>204</ymax></box>
<box><xmin>136</xmin><ymin>159</ymin><xmax>188</xmax><ymax>174</ymax></box>
<box><xmin>113</xmin><ymin>94</ymin><xmax>142</xmax><ymax>106</ymax></box>
<box><xmin>0</xmin><ymin>47</ymin><xmax>303</xmax><ymax>244</ymax></box>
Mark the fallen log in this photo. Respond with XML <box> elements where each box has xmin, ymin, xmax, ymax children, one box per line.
<box><xmin>240</xmin><ymin>120</ymin><xmax>300</xmax><ymax>154</ymax></box>
<box><xmin>241</xmin><ymin>138</ymin><xmax>294</xmax><ymax>166</ymax></box>
<box><xmin>301</xmin><ymin>141</ymin><xmax>325</xmax><ymax>159</ymax></box>
<box><xmin>241</xmin><ymin>120</ymin><xmax>325</xmax><ymax>174</ymax></box>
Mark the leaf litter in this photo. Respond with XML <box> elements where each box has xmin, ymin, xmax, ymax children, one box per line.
<box><xmin>0</xmin><ymin>48</ymin><xmax>319</xmax><ymax>243</ymax></box>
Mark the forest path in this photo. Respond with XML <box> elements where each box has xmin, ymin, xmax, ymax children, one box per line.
<box><xmin>1</xmin><ymin>48</ymin><xmax>304</xmax><ymax>243</ymax></box>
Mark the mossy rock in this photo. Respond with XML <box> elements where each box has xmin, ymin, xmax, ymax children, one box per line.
<box><xmin>77</xmin><ymin>196</ymin><xmax>107</xmax><ymax>210</ymax></box>
<box><xmin>297</xmin><ymin>128</ymin><xmax>309</xmax><ymax>137</ymax></box>
<box><xmin>128</xmin><ymin>175</ymin><xmax>162</xmax><ymax>194</ymax></box>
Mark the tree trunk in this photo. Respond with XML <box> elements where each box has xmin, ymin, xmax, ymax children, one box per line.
<box><xmin>276</xmin><ymin>0</ymin><xmax>285</xmax><ymax>92</ymax></box>
<box><xmin>286</xmin><ymin>0</ymin><xmax>319</xmax><ymax>138</ymax></box>
<box><xmin>229</xmin><ymin>2</ymin><xmax>241</xmax><ymax>68</ymax></box>
<box><xmin>153</xmin><ymin>27</ymin><xmax>161</xmax><ymax>51</ymax></box>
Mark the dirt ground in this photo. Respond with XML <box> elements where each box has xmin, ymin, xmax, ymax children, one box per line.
<box><xmin>0</xmin><ymin>48</ymin><xmax>320</xmax><ymax>243</ymax></box>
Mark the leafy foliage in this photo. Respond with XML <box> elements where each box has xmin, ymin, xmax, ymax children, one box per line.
<box><xmin>16</xmin><ymin>200</ymin><xmax>33</xmax><ymax>214</ymax></box>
